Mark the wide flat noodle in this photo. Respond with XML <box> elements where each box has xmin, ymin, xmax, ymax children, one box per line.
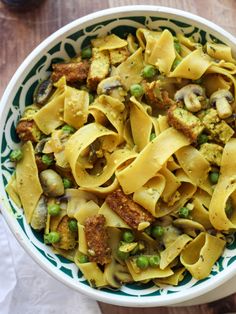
<box><xmin>117</xmin><ymin>128</ymin><xmax>190</xmax><ymax>194</ymax></box>
<box><xmin>92</xmin><ymin>34</ymin><xmax>127</xmax><ymax>51</ymax></box>
<box><xmin>169</xmin><ymin>48</ymin><xmax>212</xmax><ymax>80</ymax></box>
<box><xmin>34</xmin><ymin>77</ymin><xmax>65</xmax><ymax>134</ymax></box>
<box><xmin>129</xmin><ymin>96</ymin><xmax>153</xmax><ymax>152</ymax></box>
<box><xmin>209</xmin><ymin>138</ymin><xmax>236</xmax><ymax>230</ymax></box>
<box><xmin>89</xmin><ymin>95</ymin><xmax>125</xmax><ymax>143</ymax></box>
<box><xmin>148</xmin><ymin>29</ymin><xmax>176</xmax><ymax>74</ymax></box>
<box><xmin>98</xmin><ymin>201</ymin><xmax>130</xmax><ymax>229</ymax></box>
<box><xmin>206</xmin><ymin>43</ymin><xmax>235</xmax><ymax>63</ymax></box>
<box><xmin>175</xmin><ymin>145</ymin><xmax>212</xmax><ymax>195</ymax></box>
<box><xmin>15</xmin><ymin>141</ymin><xmax>43</xmax><ymax>223</ymax></box>
<box><xmin>133</xmin><ymin>175</ymin><xmax>166</xmax><ymax>217</ymax></box>
<box><xmin>116</xmin><ymin>47</ymin><xmax>144</xmax><ymax>90</ymax></box>
<box><xmin>160</xmin><ymin>234</ymin><xmax>192</xmax><ymax>269</ymax></box>
<box><xmin>75</xmin><ymin>261</ymin><xmax>107</xmax><ymax>287</ymax></box>
<box><xmin>126</xmin><ymin>260</ymin><xmax>173</xmax><ymax>281</ymax></box>
<box><xmin>180</xmin><ymin>232</ymin><xmax>225</xmax><ymax>280</ymax></box>
<box><xmin>6</xmin><ymin>173</ymin><xmax>22</xmax><ymax>208</ymax></box>
<box><xmin>65</xmin><ymin>123</ymin><xmax>137</xmax><ymax>187</ymax></box>
<box><xmin>64</xmin><ymin>87</ymin><xmax>89</xmax><ymax>129</ymax></box>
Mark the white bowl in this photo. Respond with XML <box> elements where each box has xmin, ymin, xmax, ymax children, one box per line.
<box><xmin>1</xmin><ymin>5</ymin><xmax>236</xmax><ymax>307</ymax></box>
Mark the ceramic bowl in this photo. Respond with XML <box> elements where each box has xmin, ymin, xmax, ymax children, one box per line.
<box><xmin>1</xmin><ymin>5</ymin><xmax>236</xmax><ymax>307</ymax></box>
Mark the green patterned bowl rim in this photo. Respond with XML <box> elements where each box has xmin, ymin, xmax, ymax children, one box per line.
<box><xmin>1</xmin><ymin>5</ymin><xmax>236</xmax><ymax>307</ymax></box>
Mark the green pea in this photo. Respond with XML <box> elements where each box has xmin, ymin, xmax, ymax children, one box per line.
<box><xmin>225</xmin><ymin>199</ymin><xmax>234</xmax><ymax>217</ymax></box>
<box><xmin>209</xmin><ymin>171</ymin><xmax>219</xmax><ymax>185</ymax></box>
<box><xmin>197</xmin><ymin>133</ymin><xmax>209</xmax><ymax>145</ymax></box>
<box><xmin>142</xmin><ymin>65</ymin><xmax>156</xmax><ymax>78</ymax></box>
<box><xmin>117</xmin><ymin>248</ymin><xmax>129</xmax><ymax>260</ymax></box>
<box><xmin>62</xmin><ymin>124</ymin><xmax>76</xmax><ymax>134</ymax></box>
<box><xmin>63</xmin><ymin>178</ymin><xmax>72</xmax><ymax>189</ymax></box>
<box><xmin>136</xmin><ymin>255</ymin><xmax>149</xmax><ymax>269</ymax></box>
<box><xmin>89</xmin><ymin>93</ymin><xmax>94</xmax><ymax>104</ymax></box>
<box><xmin>42</xmin><ymin>154</ymin><xmax>54</xmax><ymax>166</ymax></box>
<box><xmin>174</xmin><ymin>42</ymin><xmax>181</xmax><ymax>54</ymax></box>
<box><xmin>150</xmin><ymin>133</ymin><xmax>156</xmax><ymax>141</ymax></box>
<box><xmin>130</xmin><ymin>84</ymin><xmax>144</xmax><ymax>98</ymax></box>
<box><xmin>172</xmin><ymin>59</ymin><xmax>181</xmax><ymax>70</ymax></box>
<box><xmin>78</xmin><ymin>254</ymin><xmax>89</xmax><ymax>263</ymax></box>
<box><xmin>122</xmin><ymin>231</ymin><xmax>135</xmax><ymax>243</ymax></box>
<box><xmin>47</xmin><ymin>203</ymin><xmax>61</xmax><ymax>216</ymax></box>
<box><xmin>68</xmin><ymin>219</ymin><xmax>78</xmax><ymax>232</ymax></box>
<box><xmin>81</xmin><ymin>47</ymin><xmax>92</xmax><ymax>59</ymax></box>
<box><xmin>149</xmin><ymin>255</ymin><xmax>160</xmax><ymax>267</ymax></box>
<box><xmin>152</xmin><ymin>225</ymin><xmax>164</xmax><ymax>238</ymax></box>
<box><xmin>179</xmin><ymin>207</ymin><xmax>189</xmax><ymax>218</ymax></box>
<box><xmin>10</xmin><ymin>149</ymin><xmax>23</xmax><ymax>162</ymax></box>
<box><xmin>44</xmin><ymin>231</ymin><xmax>60</xmax><ymax>244</ymax></box>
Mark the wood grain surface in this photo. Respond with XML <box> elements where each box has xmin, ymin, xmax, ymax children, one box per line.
<box><xmin>1</xmin><ymin>1</ymin><xmax>236</xmax><ymax>313</ymax></box>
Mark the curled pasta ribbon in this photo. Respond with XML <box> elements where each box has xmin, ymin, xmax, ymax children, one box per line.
<box><xmin>159</xmin><ymin>165</ymin><xmax>181</xmax><ymax>202</ymax></box>
<box><xmin>203</xmin><ymin>73</ymin><xmax>232</xmax><ymax>96</ymax></box>
<box><xmin>148</xmin><ymin>29</ymin><xmax>176</xmax><ymax>74</ymax></box>
<box><xmin>65</xmin><ymin>122</ymin><xmax>137</xmax><ymax>187</ymax></box>
<box><xmin>89</xmin><ymin>95</ymin><xmax>125</xmax><ymax>144</ymax></box>
<box><xmin>15</xmin><ymin>141</ymin><xmax>43</xmax><ymax>223</ymax></box>
<box><xmin>80</xmin><ymin>178</ymin><xmax>120</xmax><ymax>196</ymax></box>
<box><xmin>154</xmin><ymin>268</ymin><xmax>185</xmax><ymax>286</ymax></box>
<box><xmin>169</xmin><ymin>48</ymin><xmax>212</xmax><ymax>80</ymax></box>
<box><xmin>209</xmin><ymin>138</ymin><xmax>236</xmax><ymax>230</ymax></box>
<box><xmin>180</xmin><ymin>232</ymin><xmax>225</xmax><ymax>280</ymax></box>
<box><xmin>160</xmin><ymin>234</ymin><xmax>192</xmax><ymax>269</ymax></box>
<box><xmin>133</xmin><ymin>175</ymin><xmax>166</xmax><ymax>217</ymax></box>
<box><xmin>175</xmin><ymin>145</ymin><xmax>212</xmax><ymax>195</ymax></box>
<box><xmin>136</xmin><ymin>28</ymin><xmax>161</xmax><ymax>50</ymax></box>
<box><xmin>117</xmin><ymin>127</ymin><xmax>190</xmax><ymax>194</ymax></box>
<box><xmin>206</xmin><ymin>42</ymin><xmax>236</xmax><ymax>63</ymax></box>
<box><xmin>129</xmin><ymin>96</ymin><xmax>153</xmax><ymax>151</ymax></box>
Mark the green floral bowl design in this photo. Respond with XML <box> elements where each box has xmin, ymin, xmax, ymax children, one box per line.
<box><xmin>1</xmin><ymin>6</ymin><xmax>236</xmax><ymax>307</ymax></box>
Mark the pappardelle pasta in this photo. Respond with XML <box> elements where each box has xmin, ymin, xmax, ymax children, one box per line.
<box><xmin>7</xmin><ymin>28</ymin><xmax>236</xmax><ymax>288</ymax></box>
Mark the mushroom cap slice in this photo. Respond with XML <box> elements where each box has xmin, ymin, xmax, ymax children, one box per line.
<box><xmin>209</xmin><ymin>89</ymin><xmax>234</xmax><ymax>105</ymax></box>
<box><xmin>174</xmin><ymin>84</ymin><xmax>205</xmax><ymax>101</ymax></box>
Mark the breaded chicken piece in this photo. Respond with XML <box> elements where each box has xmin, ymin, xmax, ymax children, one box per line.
<box><xmin>16</xmin><ymin>120</ymin><xmax>41</xmax><ymax>143</ymax></box>
<box><xmin>105</xmin><ymin>189</ymin><xmax>155</xmax><ymax>230</ymax></box>
<box><xmin>87</xmin><ymin>48</ymin><xmax>110</xmax><ymax>90</ymax></box>
<box><xmin>53</xmin><ymin>216</ymin><xmax>77</xmax><ymax>250</ymax></box>
<box><xmin>84</xmin><ymin>214</ymin><xmax>111</xmax><ymax>265</ymax></box>
<box><xmin>202</xmin><ymin>109</ymin><xmax>234</xmax><ymax>144</ymax></box>
<box><xmin>167</xmin><ymin>106</ymin><xmax>204</xmax><ymax>142</ymax></box>
<box><xmin>51</xmin><ymin>60</ymin><xmax>89</xmax><ymax>83</ymax></box>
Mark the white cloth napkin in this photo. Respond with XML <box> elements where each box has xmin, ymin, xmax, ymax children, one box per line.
<box><xmin>0</xmin><ymin>214</ymin><xmax>101</xmax><ymax>314</ymax></box>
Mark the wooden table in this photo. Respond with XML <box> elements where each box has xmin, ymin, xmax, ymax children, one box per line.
<box><xmin>1</xmin><ymin>0</ymin><xmax>236</xmax><ymax>313</ymax></box>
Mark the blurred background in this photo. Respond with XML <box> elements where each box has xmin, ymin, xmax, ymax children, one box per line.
<box><xmin>1</xmin><ymin>1</ymin><xmax>236</xmax><ymax>313</ymax></box>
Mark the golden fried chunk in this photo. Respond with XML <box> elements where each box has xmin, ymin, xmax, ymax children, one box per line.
<box><xmin>145</xmin><ymin>81</ymin><xmax>175</xmax><ymax>109</ymax></box>
<box><xmin>51</xmin><ymin>60</ymin><xmax>90</xmax><ymax>83</ymax></box>
<box><xmin>105</xmin><ymin>189</ymin><xmax>155</xmax><ymax>230</ymax></box>
<box><xmin>16</xmin><ymin>120</ymin><xmax>41</xmax><ymax>143</ymax></box>
<box><xmin>84</xmin><ymin>214</ymin><xmax>111</xmax><ymax>265</ymax></box>
<box><xmin>167</xmin><ymin>106</ymin><xmax>204</xmax><ymax>142</ymax></box>
<box><xmin>53</xmin><ymin>216</ymin><xmax>77</xmax><ymax>250</ymax></box>
<box><xmin>202</xmin><ymin>109</ymin><xmax>234</xmax><ymax>144</ymax></box>
<box><xmin>87</xmin><ymin>48</ymin><xmax>110</xmax><ymax>90</ymax></box>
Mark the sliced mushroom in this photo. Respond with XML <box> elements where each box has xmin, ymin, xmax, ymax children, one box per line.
<box><xmin>31</xmin><ymin>196</ymin><xmax>47</xmax><ymax>230</ymax></box>
<box><xmin>39</xmin><ymin>169</ymin><xmax>64</xmax><ymax>197</ymax></box>
<box><xmin>97</xmin><ymin>76</ymin><xmax>123</xmax><ymax>95</ymax></box>
<box><xmin>175</xmin><ymin>84</ymin><xmax>205</xmax><ymax>112</ymax></box>
<box><xmin>33</xmin><ymin>78</ymin><xmax>54</xmax><ymax>106</ymax></box>
<box><xmin>104</xmin><ymin>259</ymin><xmax>133</xmax><ymax>288</ymax></box>
<box><xmin>209</xmin><ymin>89</ymin><xmax>234</xmax><ymax>119</ymax></box>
